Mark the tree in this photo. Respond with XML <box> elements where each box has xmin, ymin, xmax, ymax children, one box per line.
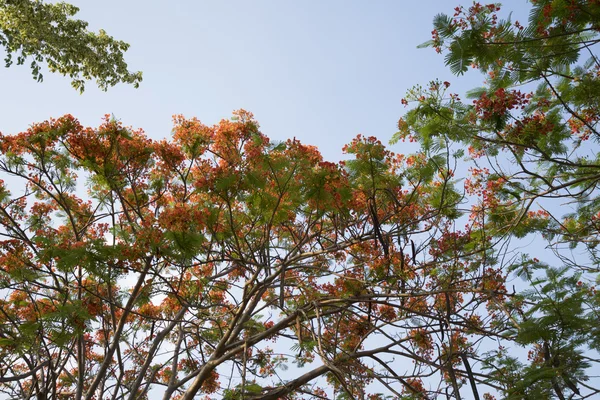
<box><xmin>0</xmin><ymin>0</ymin><xmax>142</xmax><ymax>92</ymax></box>
<box><xmin>0</xmin><ymin>108</ymin><xmax>520</xmax><ymax>400</ymax></box>
<box><xmin>2</xmin><ymin>1</ymin><xmax>599</xmax><ymax>400</ymax></box>
<box><xmin>396</xmin><ymin>0</ymin><xmax>600</xmax><ymax>398</ymax></box>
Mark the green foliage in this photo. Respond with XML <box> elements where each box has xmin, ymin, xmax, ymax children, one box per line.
<box><xmin>0</xmin><ymin>0</ymin><xmax>142</xmax><ymax>92</ymax></box>
<box><xmin>2</xmin><ymin>1</ymin><xmax>600</xmax><ymax>399</ymax></box>
<box><xmin>223</xmin><ymin>383</ymin><xmax>264</xmax><ymax>400</ymax></box>
<box><xmin>397</xmin><ymin>0</ymin><xmax>600</xmax><ymax>398</ymax></box>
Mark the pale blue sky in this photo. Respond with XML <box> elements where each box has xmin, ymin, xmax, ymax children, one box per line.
<box><xmin>0</xmin><ymin>2</ymin><xmax>553</xmax><ymax>398</ymax></box>
<box><xmin>1</xmin><ymin>0</ymin><xmax>530</xmax><ymax>161</ymax></box>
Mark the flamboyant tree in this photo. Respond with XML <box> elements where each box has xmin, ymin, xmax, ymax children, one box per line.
<box><xmin>0</xmin><ymin>0</ymin><xmax>142</xmax><ymax>92</ymax></box>
<box><xmin>396</xmin><ymin>0</ymin><xmax>600</xmax><ymax>398</ymax></box>
<box><xmin>2</xmin><ymin>0</ymin><xmax>599</xmax><ymax>399</ymax></box>
<box><xmin>0</xmin><ymin>108</ymin><xmax>516</xmax><ymax>400</ymax></box>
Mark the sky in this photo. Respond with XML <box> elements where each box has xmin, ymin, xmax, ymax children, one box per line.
<box><xmin>0</xmin><ymin>0</ymin><xmax>532</xmax><ymax>162</ymax></box>
<box><xmin>0</xmin><ymin>1</ymin><xmax>567</xmax><ymax>398</ymax></box>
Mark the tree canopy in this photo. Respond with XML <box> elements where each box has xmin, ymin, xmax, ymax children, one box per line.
<box><xmin>396</xmin><ymin>0</ymin><xmax>600</xmax><ymax>398</ymax></box>
<box><xmin>0</xmin><ymin>110</ymin><xmax>472</xmax><ymax>399</ymax></box>
<box><xmin>0</xmin><ymin>1</ymin><xmax>599</xmax><ymax>399</ymax></box>
<box><xmin>0</xmin><ymin>0</ymin><xmax>142</xmax><ymax>92</ymax></box>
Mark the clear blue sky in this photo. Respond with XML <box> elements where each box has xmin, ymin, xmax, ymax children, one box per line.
<box><xmin>0</xmin><ymin>0</ymin><xmax>530</xmax><ymax>161</ymax></box>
